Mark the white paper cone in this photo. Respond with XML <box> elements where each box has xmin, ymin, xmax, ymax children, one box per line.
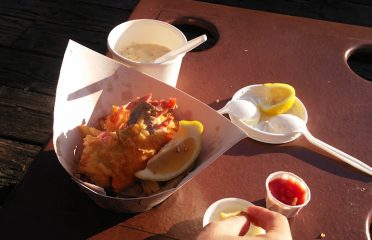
<box><xmin>53</xmin><ymin>40</ymin><xmax>246</xmax><ymax>212</ymax></box>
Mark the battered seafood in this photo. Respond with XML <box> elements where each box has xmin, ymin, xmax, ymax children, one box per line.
<box><xmin>77</xmin><ymin>94</ymin><xmax>178</xmax><ymax>193</ymax></box>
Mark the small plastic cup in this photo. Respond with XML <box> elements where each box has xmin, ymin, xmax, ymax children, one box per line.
<box><xmin>107</xmin><ymin>19</ymin><xmax>187</xmax><ymax>87</ymax></box>
<box><xmin>265</xmin><ymin>171</ymin><xmax>311</xmax><ymax>218</ymax></box>
<box><xmin>203</xmin><ymin>198</ymin><xmax>266</xmax><ymax>236</ymax></box>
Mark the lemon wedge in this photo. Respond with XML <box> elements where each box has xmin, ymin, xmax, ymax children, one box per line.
<box><xmin>259</xmin><ymin>83</ymin><xmax>296</xmax><ymax>115</ymax></box>
<box><xmin>135</xmin><ymin>120</ymin><xmax>203</xmax><ymax>181</ymax></box>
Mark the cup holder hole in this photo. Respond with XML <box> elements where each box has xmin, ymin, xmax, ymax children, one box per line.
<box><xmin>347</xmin><ymin>47</ymin><xmax>372</xmax><ymax>82</ymax></box>
<box><xmin>170</xmin><ymin>17</ymin><xmax>219</xmax><ymax>52</ymax></box>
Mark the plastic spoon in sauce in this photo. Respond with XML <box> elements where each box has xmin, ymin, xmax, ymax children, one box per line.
<box><xmin>153</xmin><ymin>34</ymin><xmax>207</xmax><ymax>64</ymax></box>
<box><xmin>268</xmin><ymin>114</ymin><xmax>372</xmax><ymax>176</ymax></box>
<box><xmin>217</xmin><ymin>99</ymin><xmax>261</xmax><ymax>125</ymax></box>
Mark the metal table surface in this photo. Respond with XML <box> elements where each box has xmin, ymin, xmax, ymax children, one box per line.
<box><xmin>0</xmin><ymin>0</ymin><xmax>371</xmax><ymax>239</ymax></box>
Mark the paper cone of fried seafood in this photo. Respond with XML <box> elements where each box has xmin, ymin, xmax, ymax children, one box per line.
<box><xmin>53</xmin><ymin>40</ymin><xmax>246</xmax><ymax>213</ymax></box>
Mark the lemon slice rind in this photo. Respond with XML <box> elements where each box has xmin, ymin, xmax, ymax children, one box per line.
<box><xmin>135</xmin><ymin>120</ymin><xmax>203</xmax><ymax>181</ymax></box>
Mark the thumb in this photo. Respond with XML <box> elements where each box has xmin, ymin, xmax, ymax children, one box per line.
<box><xmin>247</xmin><ymin>206</ymin><xmax>291</xmax><ymax>235</ymax></box>
<box><xmin>221</xmin><ymin>213</ymin><xmax>251</xmax><ymax>236</ymax></box>
<box><xmin>197</xmin><ymin>215</ymin><xmax>250</xmax><ymax>240</ymax></box>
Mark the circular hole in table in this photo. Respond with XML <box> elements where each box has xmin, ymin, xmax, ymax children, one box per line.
<box><xmin>346</xmin><ymin>46</ymin><xmax>372</xmax><ymax>82</ymax></box>
<box><xmin>170</xmin><ymin>17</ymin><xmax>219</xmax><ymax>51</ymax></box>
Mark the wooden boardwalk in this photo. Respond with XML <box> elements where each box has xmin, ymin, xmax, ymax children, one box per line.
<box><xmin>0</xmin><ymin>0</ymin><xmax>371</xmax><ymax>205</ymax></box>
<box><xmin>0</xmin><ymin>0</ymin><xmax>138</xmax><ymax>204</ymax></box>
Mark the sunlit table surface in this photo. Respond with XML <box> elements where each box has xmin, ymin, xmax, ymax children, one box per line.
<box><xmin>0</xmin><ymin>0</ymin><xmax>371</xmax><ymax>239</ymax></box>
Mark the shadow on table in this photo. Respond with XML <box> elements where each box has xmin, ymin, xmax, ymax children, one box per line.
<box><xmin>209</xmin><ymin>98</ymin><xmax>371</xmax><ymax>183</ymax></box>
<box><xmin>144</xmin><ymin>217</ymin><xmax>203</xmax><ymax>240</ymax></box>
<box><xmin>225</xmin><ymin>137</ymin><xmax>371</xmax><ymax>183</ymax></box>
<box><xmin>143</xmin><ymin>199</ymin><xmax>266</xmax><ymax>240</ymax></box>
<box><xmin>0</xmin><ymin>150</ymin><xmax>135</xmax><ymax>239</ymax></box>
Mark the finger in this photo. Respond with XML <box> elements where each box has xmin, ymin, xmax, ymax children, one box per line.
<box><xmin>236</xmin><ymin>212</ymin><xmax>251</xmax><ymax>236</ymax></box>
<box><xmin>247</xmin><ymin>206</ymin><xmax>290</xmax><ymax>233</ymax></box>
<box><xmin>222</xmin><ymin>214</ymin><xmax>251</xmax><ymax>236</ymax></box>
<box><xmin>197</xmin><ymin>216</ymin><xmax>248</xmax><ymax>240</ymax></box>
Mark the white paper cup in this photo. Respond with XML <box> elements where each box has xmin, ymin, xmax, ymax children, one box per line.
<box><xmin>203</xmin><ymin>198</ymin><xmax>266</xmax><ymax>236</ymax></box>
<box><xmin>107</xmin><ymin>19</ymin><xmax>187</xmax><ymax>87</ymax></box>
<box><xmin>265</xmin><ymin>171</ymin><xmax>311</xmax><ymax>218</ymax></box>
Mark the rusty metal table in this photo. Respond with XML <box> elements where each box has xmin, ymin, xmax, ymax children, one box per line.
<box><xmin>0</xmin><ymin>0</ymin><xmax>371</xmax><ymax>239</ymax></box>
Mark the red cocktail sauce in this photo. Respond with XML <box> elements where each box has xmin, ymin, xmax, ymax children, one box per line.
<box><xmin>269</xmin><ymin>178</ymin><xmax>306</xmax><ymax>206</ymax></box>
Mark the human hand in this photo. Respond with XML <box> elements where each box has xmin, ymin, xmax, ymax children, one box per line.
<box><xmin>196</xmin><ymin>205</ymin><xmax>292</xmax><ymax>240</ymax></box>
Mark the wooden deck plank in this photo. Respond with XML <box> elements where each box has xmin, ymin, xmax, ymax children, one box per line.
<box><xmin>0</xmin><ymin>15</ymin><xmax>32</xmax><ymax>46</ymax></box>
<box><xmin>0</xmin><ymin>47</ymin><xmax>60</xmax><ymax>95</ymax></box>
<box><xmin>0</xmin><ymin>86</ymin><xmax>54</xmax><ymax>114</ymax></box>
<box><xmin>0</xmin><ymin>0</ymin><xmax>45</xmax><ymax>21</ymax></box>
<box><xmin>0</xmin><ymin>104</ymin><xmax>52</xmax><ymax>145</ymax></box>
<box><xmin>0</xmin><ymin>138</ymin><xmax>41</xmax><ymax>187</ymax></box>
<box><xmin>12</xmin><ymin>21</ymin><xmax>109</xmax><ymax>57</ymax></box>
<box><xmin>0</xmin><ymin>0</ymin><xmax>134</xmax><ymax>32</ymax></box>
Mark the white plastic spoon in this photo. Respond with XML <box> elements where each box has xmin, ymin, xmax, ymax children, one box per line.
<box><xmin>268</xmin><ymin>114</ymin><xmax>372</xmax><ymax>176</ymax></box>
<box><xmin>153</xmin><ymin>34</ymin><xmax>207</xmax><ymax>64</ymax></box>
<box><xmin>217</xmin><ymin>99</ymin><xmax>261</xmax><ymax>125</ymax></box>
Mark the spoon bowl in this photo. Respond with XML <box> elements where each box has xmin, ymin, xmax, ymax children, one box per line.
<box><xmin>262</xmin><ymin>114</ymin><xmax>305</xmax><ymax>134</ymax></box>
<box><xmin>217</xmin><ymin>99</ymin><xmax>260</xmax><ymax>125</ymax></box>
<box><xmin>228</xmin><ymin>84</ymin><xmax>308</xmax><ymax>144</ymax></box>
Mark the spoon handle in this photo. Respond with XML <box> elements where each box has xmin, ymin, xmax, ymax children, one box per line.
<box><xmin>302</xmin><ymin>128</ymin><xmax>372</xmax><ymax>176</ymax></box>
<box><xmin>154</xmin><ymin>34</ymin><xmax>207</xmax><ymax>64</ymax></box>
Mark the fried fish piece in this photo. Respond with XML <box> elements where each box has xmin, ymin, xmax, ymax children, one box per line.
<box><xmin>78</xmin><ymin>121</ymin><xmax>174</xmax><ymax>193</ymax></box>
<box><xmin>77</xmin><ymin>94</ymin><xmax>178</xmax><ymax>194</ymax></box>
